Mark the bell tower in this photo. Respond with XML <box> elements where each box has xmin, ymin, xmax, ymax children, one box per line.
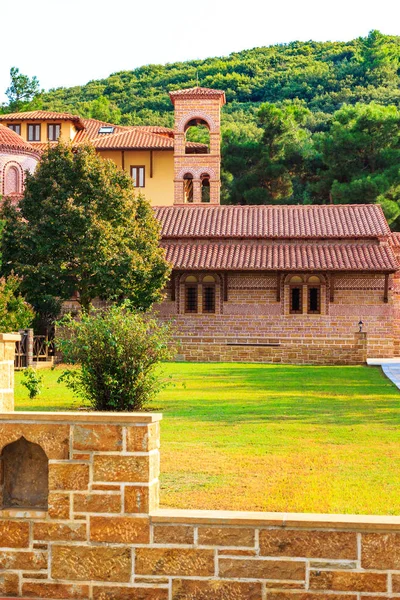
<box><xmin>169</xmin><ymin>87</ymin><xmax>226</xmax><ymax>206</ymax></box>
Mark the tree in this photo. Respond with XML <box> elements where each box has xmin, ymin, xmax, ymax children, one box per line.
<box><xmin>312</xmin><ymin>103</ymin><xmax>400</xmax><ymax>210</ymax></box>
<box><xmin>1</xmin><ymin>143</ymin><xmax>170</xmax><ymax>312</ymax></box>
<box><xmin>56</xmin><ymin>303</ymin><xmax>173</xmax><ymax>411</ymax></box>
<box><xmin>0</xmin><ymin>274</ymin><xmax>35</xmax><ymax>333</ymax></box>
<box><xmin>5</xmin><ymin>67</ymin><xmax>40</xmax><ymax>110</ymax></box>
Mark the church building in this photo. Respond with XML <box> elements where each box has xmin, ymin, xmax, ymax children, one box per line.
<box><xmin>1</xmin><ymin>88</ymin><xmax>400</xmax><ymax>364</ymax></box>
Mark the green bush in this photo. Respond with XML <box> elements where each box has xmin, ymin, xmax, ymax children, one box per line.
<box><xmin>21</xmin><ymin>367</ymin><xmax>43</xmax><ymax>399</ymax></box>
<box><xmin>55</xmin><ymin>303</ymin><xmax>174</xmax><ymax>411</ymax></box>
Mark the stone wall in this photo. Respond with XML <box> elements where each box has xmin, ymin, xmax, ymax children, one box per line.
<box><xmin>1</xmin><ymin>412</ymin><xmax>400</xmax><ymax>599</ymax></box>
<box><xmin>0</xmin><ymin>333</ymin><xmax>20</xmax><ymax>411</ymax></box>
<box><xmin>156</xmin><ymin>271</ymin><xmax>394</xmax><ymax>364</ymax></box>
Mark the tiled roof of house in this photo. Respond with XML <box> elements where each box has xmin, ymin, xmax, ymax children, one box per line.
<box><xmin>162</xmin><ymin>240</ymin><xmax>398</xmax><ymax>272</ymax></box>
<box><xmin>0</xmin><ymin>111</ymin><xmax>85</xmax><ymax>129</ymax></box>
<box><xmin>88</xmin><ymin>128</ymin><xmax>176</xmax><ymax>150</ymax></box>
<box><xmin>391</xmin><ymin>232</ymin><xmax>400</xmax><ymax>247</ymax></box>
<box><xmin>0</xmin><ymin>124</ymin><xmax>39</xmax><ymax>156</ymax></box>
<box><xmin>169</xmin><ymin>87</ymin><xmax>226</xmax><ymax>105</ymax></box>
<box><xmin>155</xmin><ymin>204</ymin><xmax>391</xmax><ymax>239</ymax></box>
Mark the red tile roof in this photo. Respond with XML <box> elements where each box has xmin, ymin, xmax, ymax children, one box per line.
<box><xmin>162</xmin><ymin>240</ymin><xmax>398</xmax><ymax>272</ymax></box>
<box><xmin>169</xmin><ymin>87</ymin><xmax>226</xmax><ymax>105</ymax></box>
<box><xmin>391</xmin><ymin>232</ymin><xmax>400</xmax><ymax>247</ymax></box>
<box><xmin>88</xmin><ymin>128</ymin><xmax>176</xmax><ymax>150</ymax></box>
<box><xmin>0</xmin><ymin>124</ymin><xmax>39</xmax><ymax>156</ymax></box>
<box><xmin>155</xmin><ymin>204</ymin><xmax>391</xmax><ymax>239</ymax></box>
<box><xmin>0</xmin><ymin>111</ymin><xmax>85</xmax><ymax>129</ymax></box>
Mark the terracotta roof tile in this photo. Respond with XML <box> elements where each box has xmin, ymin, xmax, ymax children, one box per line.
<box><xmin>155</xmin><ymin>205</ymin><xmax>391</xmax><ymax>239</ymax></box>
<box><xmin>0</xmin><ymin>111</ymin><xmax>85</xmax><ymax>129</ymax></box>
<box><xmin>169</xmin><ymin>87</ymin><xmax>226</xmax><ymax>105</ymax></box>
<box><xmin>391</xmin><ymin>232</ymin><xmax>400</xmax><ymax>247</ymax></box>
<box><xmin>0</xmin><ymin>124</ymin><xmax>39</xmax><ymax>156</ymax></box>
<box><xmin>162</xmin><ymin>240</ymin><xmax>398</xmax><ymax>272</ymax></box>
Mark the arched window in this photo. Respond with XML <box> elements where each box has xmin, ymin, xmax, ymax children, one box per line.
<box><xmin>185</xmin><ymin>275</ymin><xmax>198</xmax><ymax>313</ymax></box>
<box><xmin>1</xmin><ymin>437</ymin><xmax>49</xmax><ymax>510</ymax></box>
<box><xmin>201</xmin><ymin>173</ymin><xmax>210</xmax><ymax>203</ymax></box>
<box><xmin>184</xmin><ymin>118</ymin><xmax>210</xmax><ymax>154</ymax></box>
<box><xmin>289</xmin><ymin>275</ymin><xmax>304</xmax><ymax>314</ymax></box>
<box><xmin>183</xmin><ymin>173</ymin><xmax>194</xmax><ymax>203</ymax></box>
<box><xmin>4</xmin><ymin>164</ymin><xmax>21</xmax><ymax>196</ymax></box>
<box><xmin>202</xmin><ymin>275</ymin><xmax>215</xmax><ymax>313</ymax></box>
<box><xmin>307</xmin><ymin>275</ymin><xmax>321</xmax><ymax>314</ymax></box>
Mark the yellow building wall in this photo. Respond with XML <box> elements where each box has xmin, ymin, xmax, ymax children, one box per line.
<box><xmin>98</xmin><ymin>149</ymin><xmax>174</xmax><ymax>206</ymax></box>
<box><xmin>7</xmin><ymin>121</ymin><xmax>78</xmax><ymax>143</ymax></box>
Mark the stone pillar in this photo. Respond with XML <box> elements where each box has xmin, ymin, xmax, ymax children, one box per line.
<box><xmin>193</xmin><ymin>179</ymin><xmax>201</xmax><ymax>204</ymax></box>
<box><xmin>0</xmin><ymin>333</ymin><xmax>21</xmax><ymax>412</ymax></box>
<box><xmin>26</xmin><ymin>328</ymin><xmax>34</xmax><ymax>367</ymax></box>
<box><xmin>354</xmin><ymin>331</ymin><xmax>367</xmax><ymax>363</ymax></box>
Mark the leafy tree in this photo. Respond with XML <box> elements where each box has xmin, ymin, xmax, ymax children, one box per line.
<box><xmin>312</xmin><ymin>103</ymin><xmax>400</xmax><ymax>210</ymax></box>
<box><xmin>5</xmin><ymin>67</ymin><xmax>40</xmax><ymax>110</ymax></box>
<box><xmin>0</xmin><ymin>274</ymin><xmax>35</xmax><ymax>333</ymax></box>
<box><xmin>56</xmin><ymin>303</ymin><xmax>173</xmax><ymax>411</ymax></box>
<box><xmin>1</xmin><ymin>143</ymin><xmax>170</xmax><ymax>313</ymax></box>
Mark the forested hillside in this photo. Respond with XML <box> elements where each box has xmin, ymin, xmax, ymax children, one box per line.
<box><xmin>3</xmin><ymin>31</ymin><xmax>400</xmax><ymax>226</ymax></box>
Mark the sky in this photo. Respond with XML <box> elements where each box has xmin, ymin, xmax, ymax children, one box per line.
<box><xmin>1</xmin><ymin>0</ymin><xmax>399</xmax><ymax>104</ymax></box>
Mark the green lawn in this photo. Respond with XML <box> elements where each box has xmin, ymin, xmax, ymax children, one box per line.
<box><xmin>14</xmin><ymin>363</ymin><xmax>400</xmax><ymax>515</ymax></box>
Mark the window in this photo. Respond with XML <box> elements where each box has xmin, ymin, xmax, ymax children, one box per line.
<box><xmin>131</xmin><ymin>166</ymin><xmax>145</xmax><ymax>187</ymax></box>
<box><xmin>202</xmin><ymin>275</ymin><xmax>215</xmax><ymax>313</ymax></box>
<box><xmin>27</xmin><ymin>124</ymin><xmax>41</xmax><ymax>141</ymax></box>
<box><xmin>8</xmin><ymin>124</ymin><xmax>21</xmax><ymax>135</ymax></box>
<box><xmin>290</xmin><ymin>286</ymin><xmax>302</xmax><ymax>314</ymax></box>
<box><xmin>47</xmin><ymin>124</ymin><xmax>61</xmax><ymax>141</ymax></box>
<box><xmin>185</xmin><ymin>276</ymin><xmax>198</xmax><ymax>313</ymax></box>
<box><xmin>201</xmin><ymin>173</ymin><xmax>210</xmax><ymax>203</ymax></box>
<box><xmin>98</xmin><ymin>126</ymin><xmax>115</xmax><ymax>134</ymax></box>
<box><xmin>4</xmin><ymin>164</ymin><xmax>21</xmax><ymax>196</ymax></box>
<box><xmin>183</xmin><ymin>173</ymin><xmax>193</xmax><ymax>203</ymax></box>
<box><xmin>307</xmin><ymin>276</ymin><xmax>321</xmax><ymax>314</ymax></box>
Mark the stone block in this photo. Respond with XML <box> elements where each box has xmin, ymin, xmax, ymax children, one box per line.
<box><xmin>93</xmin><ymin>455</ymin><xmax>150</xmax><ymax>483</ymax></box>
<box><xmin>48</xmin><ymin>493</ymin><xmax>71</xmax><ymax>519</ymax></box>
<box><xmin>126</xmin><ymin>423</ymin><xmax>160</xmax><ymax>452</ymax></box>
<box><xmin>198</xmin><ymin>526</ymin><xmax>254</xmax><ymax>547</ymax></box>
<box><xmin>0</xmin><ymin>573</ymin><xmax>19</xmax><ymax>596</ymax></box>
<box><xmin>172</xmin><ymin>579</ymin><xmax>262</xmax><ymax>600</ymax></box>
<box><xmin>73</xmin><ymin>424</ymin><xmax>123</xmax><ymax>452</ymax></box>
<box><xmin>361</xmin><ymin>533</ymin><xmax>400</xmax><ymax>569</ymax></box>
<box><xmin>218</xmin><ymin>558</ymin><xmax>305</xmax><ymax>580</ymax></box>
<box><xmin>259</xmin><ymin>530</ymin><xmax>357</xmax><ymax>559</ymax></box>
<box><xmin>0</xmin><ymin>550</ymin><xmax>47</xmax><ymax>570</ymax></box>
<box><xmin>153</xmin><ymin>525</ymin><xmax>194</xmax><ymax>545</ymax></box>
<box><xmin>90</xmin><ymin>516</ymin><xmax>150</xmax><ymax>544</ymax></box>
<box><xmin>124</xmin><ymin>484</ymin><xmax>158</xmax><ymax>513</ymax></box>
<box><xmin>22</xmin><ymin>582</ymin><xmax>90</xmax><ymax>599</ymax></box>
<box><xmin>135</xmin><ymin>548</ymin><xmax>215</xmax><ymax>576</ymax></box>
<box><xmin>49</xmin><ymin>463</ymin><xmax>89</xmax><ymax>491</ymax></box>
<box><xmin>0</xmin><ymin>519</ymin><xmax>30</xmax><ymax>547</ymax></box>
<box><xmin>52</xmin><ymin>546</ymin><xmax>131</xmax><ymax>582</ymax></box>
<box><xmin>93</xmin><ymin>587</ymin><xmax>168</xmax><ymax>600</ymax></box>
<box><xmin>309</xmin><ymin>570</ymin><xmax>387</xmax><ymax>592</ymax></box>
<box><xmin>73</xmin><ymin>493</ymin><xmax>121</xmax><ymax>514</ymax></box>
<box><xmin>392</xmin><ymin>574</ymin><xmax>400</xmax><ymax>592</ymax></box>
<box><xmin>33</xmin><ymin>521</ymin><xmax>87</xmax><ymax>541</ymax></box>
<box><xmin>266</xmin><ymin>594</ymin><xmax>357</xmax><ymax>600</ymax></box>
<box><xmin>0</xmin><ymin>423</ymin><xmax>69</xmax><ymax>459</ymax></box>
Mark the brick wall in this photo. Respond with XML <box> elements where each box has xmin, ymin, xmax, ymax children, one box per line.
<box><xmin>1</xmin><ymin>412</ymin><xmax>400</xmax><ymax>599</ymax></box>
<box><xmin>155</xmin><ymin>271</ymin><xmax>395</xmax><ymax>364</ymax></box>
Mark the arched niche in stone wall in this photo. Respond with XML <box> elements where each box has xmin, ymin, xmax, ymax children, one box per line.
<box><xmin>0</xmin><ymin>437</ymin><xmax>49</xmax><ymax>509</ymax></box>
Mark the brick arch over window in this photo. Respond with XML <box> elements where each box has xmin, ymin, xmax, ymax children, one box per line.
<box><xmin>177</xmin><ymin>111</ymin><xmax>217</xmax><ymax>133</ymax></box>
<box><xmin>2</xmin><ymin>161</ymin><xmax>23</xmax><ymax>196</ymax></box>
<box><xmin>176</xmin><ymin>167</ymin><xmax>216</xmax><ymax>180</ymax></box>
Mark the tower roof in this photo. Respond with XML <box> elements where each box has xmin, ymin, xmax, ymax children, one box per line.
<box><xmin>169</xmin><ymin>87</ymin><xmax>226</xmax><ymax>106</ymax></box>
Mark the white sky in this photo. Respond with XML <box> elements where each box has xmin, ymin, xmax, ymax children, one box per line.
<box><xmin>1</xmin><ymin>0</ymin><xmax>399</xmax><ymax>104</ymax></box>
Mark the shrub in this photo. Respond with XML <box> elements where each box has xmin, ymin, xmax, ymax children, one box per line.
<box><xmin>55</xmin><ymin>303</ymin><xmax>174</xmax><ymax>411</ymax></box>
<box><xmin>21</xmin><ymin>367</ymin><xmax>43</xmax><ymax>399</ymax></box>
<box><xmin>0</xmin><ymin>274</ymin><xmax>35</xmax><ymax>332</ymax></box>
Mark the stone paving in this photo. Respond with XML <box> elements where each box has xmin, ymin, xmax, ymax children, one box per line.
<box><xmin>367</xmin><ymin>358</ymin><xmax>400</xmax><ymax>389</ymax></box>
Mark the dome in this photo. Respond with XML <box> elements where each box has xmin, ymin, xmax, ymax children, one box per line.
<box><xmin>0</xmin><ymin>124</ymin><xmax>36</xmax><ymax>153</ymax></box>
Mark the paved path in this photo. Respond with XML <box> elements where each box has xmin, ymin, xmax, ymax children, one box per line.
<box><xmin>367</xmin><ymin>358</ymin><xmax>400</xmax><ymax>390</ymax></box>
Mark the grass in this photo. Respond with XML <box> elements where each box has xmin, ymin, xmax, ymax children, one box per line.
<box><xmin>14</xmin><ymin>362</ymin><xmax>400</xmax><ymax>515</ymax></box>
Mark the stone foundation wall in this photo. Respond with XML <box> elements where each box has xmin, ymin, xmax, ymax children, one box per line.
<box><xmin>0</xmin><ymin>334</ymin><xmax>21</xmax><ymax>411</ymax></box>
<box><xmin>1</xmin><ymin>412</ymin><xmax>400</xmax><ymax>599</ymax></box>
